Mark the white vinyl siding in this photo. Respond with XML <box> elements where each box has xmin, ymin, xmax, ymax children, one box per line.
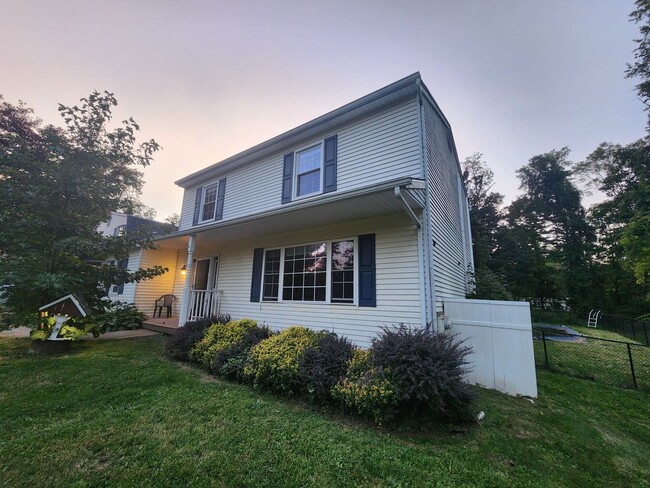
<box><xmin>133</xmin><ymin>248</ymin><xmax>180</xmax><ymax>318</ymax></box>
<box><xmin>423</xmin><ymin>98</ymin><xmax>470</xmax><ymax>300</ymax></box>
<box><xmin>190</xmin><ymin>213</ymin><xmax>421</xmax><ymax>347</ymax></box>
<box><xmin>177</xmin><ymin>98</ymin><xmax>421</xmax><ymax>231</ymax></box>
<box><xmin>336</xmin><ymin>98</ymin><xmax>420</xmax><ymax>189</ymax></box>
<box><xmin>178</xmin><ymin>187</ymin><xmax>198</xmax><ymax>231</ymax></box>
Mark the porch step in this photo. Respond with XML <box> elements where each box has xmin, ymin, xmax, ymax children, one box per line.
<box><xmin>142</xmin><ymin>319</ymin><xmax>179</xmax><ymax>335</ymax></box>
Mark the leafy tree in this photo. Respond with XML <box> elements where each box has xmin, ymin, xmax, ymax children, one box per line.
<box><xmin>164</xmin><ymin>213</ymin><xmax>180</xmax><ymax>228</ymax></box>
<box><xmin>575</xmin><ymin>140</ymin><xmax>649</xmax><ymax>314</ymax></box>
<box><xmin>621</xmin><ymin>215</ymin><xmax>650</xmax><ymax>284</ymax></box>
<box><xmin>461</xmin><ymin>153</ymin><xmax>504</xmax><ymax>270</ymax></box>
<box><xmin>507</xmin><ymin>148</ymin><xmax>594</xmax><ymax>311</ymax></box>
<box><xmin>0</xmin><ymin>92</ymin><xmax>165</xmax><ymax>328</ymax></box>
<box><xmin>461</xmin><ymin>154</ymin><xmax>511</xmax><ymax>299</ymax></box>
<box><xmin>492</xmin><ymin>211</ymin><xmax>560</xmax><ymax>305</ymax></box>
<box><xmin>627</xmin><ymin>0</ymin><xmax>650</xmax><ymax>132</ymax></box>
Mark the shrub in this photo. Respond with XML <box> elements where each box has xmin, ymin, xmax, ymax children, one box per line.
<box><xmin>29</xmin><ymin>316</ymin><xmax>99</xmax><ymax>341</ymax></box>
<box><xmin>214</xmin><ymin>324</ymin><xmax>274</xmax><ymax>381</ymax></box>
<box><xmin>190</xmin><ymin>318</ymin><xmax>258</xmax><ymax>369</ymax></box>
<box><xmin>370</xmin><ymin>324</ymin><xmax>474</xmax><ymax>419</ymax></box>
<box><xmin>332</xmin><ymin>349</ymin><xmax>398</xmax><ymax>424</ymax></box>
<box><xmin>299</xmin><ymin>332</ymin><xmax>356</xmax><ymax>403</ymax></box>
<box><xmin>244</xmin><ymin>326</ymin><xmax>324</xmax><ymax>394</ymax></box>
<box><xmin>164</xmin><ymin>314</ymin><xmax>231</xmax><ymax>361</ymax></box>
<box><xmin>93</xmin><ymin>301</ymin><xmax>145</xmax><ymax>333</ymax></box>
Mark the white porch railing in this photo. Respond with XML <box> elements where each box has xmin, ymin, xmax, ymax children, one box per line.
<box><xmin>186</xmin><ymin>289</ymin><xmax>221</xmax><ymax>322</ymax></box>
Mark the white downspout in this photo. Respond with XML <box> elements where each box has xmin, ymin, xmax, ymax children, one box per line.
<box><xmin>415</xmin><ymin>80</ymin><xmax>430</xmax><ymax>328</ymax></box>
<box><xmin>457</xmin><ymin>175</ymin><xmax>469</xmax><ymax>293</ymax></box>
<box><xmin>417</xmin><ymin>80</ymin><xmax>437</xmax><ymax>327</ymax></box>
<box><xmin>178</xmin><ymin>234</ymin><xmax>196</xmax><ymax>326</ymax></box>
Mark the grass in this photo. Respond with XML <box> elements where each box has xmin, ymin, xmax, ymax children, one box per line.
<box><xmin>1</xmin><ymin>336</ymin><xmax>649</xmax><ymax>487</ymax></box>
<box><xmin>570</xmin><ymin>324</ymin><xmax>644</xmax><ymax>342</ymax></box>
<box><xmin>532</xmin><ymin>324</ymin><xmax>650</xmax><ymax>390</ymax></box>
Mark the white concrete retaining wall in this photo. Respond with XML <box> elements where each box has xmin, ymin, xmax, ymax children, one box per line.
<box><xmin>443</xmin><ymin>298</ymin><xmax>538</xmax><ymax>398</ymax></box>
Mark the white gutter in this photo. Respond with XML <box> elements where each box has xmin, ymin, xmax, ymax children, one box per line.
<box><xmin>157</xmin><ymin>176</ymin><xmax>416</xmax><ymax>242</ymax></box>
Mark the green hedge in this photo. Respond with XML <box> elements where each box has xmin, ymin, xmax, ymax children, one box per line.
<box><xmin>190</xmin><ymin>318</ymin><xmax>258</xmax><ymax>369</ymax></box>
<box><xmin>243</xmin><ymin>326</ymin><xmax>325</xmax><ymax>394</ymax></box>
<box><xmin>332</xmin><ymin>349</ymin><xmax>398</xmax><ymax>424</ymax></box>
<box><xmin>168</xmin><ymin>320</ymin><xmax>473</xmax><ymax>425</ymax></box>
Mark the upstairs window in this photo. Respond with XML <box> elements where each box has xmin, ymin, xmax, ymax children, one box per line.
<box><xmin>281</xmin><ymin>135</ymin><xmax>337</xmax><ymax>205</ymax></box>
<box><xmin>295</xmin><ymin>145</ymin><xmax>322</xmax><ymax>197</ymax></box>
<box><xmin>192</xmin><ymin>178</ymin><xmax>226</xmax><ymax>226</ymax></box>
<box><xmin>200</xmin><ymin>182</ymin><xmax>219</xmax><ymax>222</ymax></box>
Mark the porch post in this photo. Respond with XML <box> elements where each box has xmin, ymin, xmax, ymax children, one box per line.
<box><xmin>178</xmin><ymin>234</ymin><xmax>196</xmax><ymax>326</ymax></box>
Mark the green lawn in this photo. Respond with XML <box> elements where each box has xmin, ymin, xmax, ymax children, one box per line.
<box><xmin>1</xmin><ymin>336</ymin><xmax>649</xmax><ymax>487</ymax></box>
<box><xmin>532</xmin><ymin>325</ymin><xmax>650</xmax><ymax>390</ymax></box>
<box><xmin>570</xmin><ymin>324</ymin><xmax>645</xmax><ymax>343</ymax></box>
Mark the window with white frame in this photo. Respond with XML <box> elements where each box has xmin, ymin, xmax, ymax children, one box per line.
<box><xmin>295</xmin><ymin>145</ymin><xmax>322</xmax><ymax>197</ymax></box>
<box><xmin>200</xmin><ymin>182</ymin><xmax>219</xmax><ymax>222</ymax></box>
<box><xmin>262</xmin><ymin>249</ymin><xmax>281</xmax><ymax>301</ymax></box>
<box><xmin>283</xmin><ymin>243</ymin><xmax>328</xmax><ymax>301</ymax></box>
<box><xmin>261</xmin><ymin>239</ymin><xmax>355</xmax><ymax>303</ymax></box>
<box><xmin>331</xmin><ymin>240</ymin><xmax>354</xmax><ymax>303</ymax></box>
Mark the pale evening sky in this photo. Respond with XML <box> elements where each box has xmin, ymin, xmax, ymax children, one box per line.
<box><xmin>1</xmin><ymin>0</ymin><xmax>645</xmax><ymax>219</ymax></box>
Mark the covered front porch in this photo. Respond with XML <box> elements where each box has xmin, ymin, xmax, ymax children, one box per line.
<box><xmin>128</xmin><ymin>246</ymin><xmax>224</xmax><ymax>328</ymax></box>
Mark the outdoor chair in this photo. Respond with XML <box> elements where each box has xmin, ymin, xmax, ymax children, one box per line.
<box><xmin>154</xmin><ymin>294</ymin><xmax>176</xmax><ymax>318</ymax></box>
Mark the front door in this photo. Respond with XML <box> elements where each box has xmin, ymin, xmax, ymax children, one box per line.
<box><xmin>190</xmin><ymin>257</ymin><xmax>219</xmax><ymax>319</ymax></box>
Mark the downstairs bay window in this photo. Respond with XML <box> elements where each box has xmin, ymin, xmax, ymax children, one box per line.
<box><xmin>260</xmin><ymin>239</ymin><xmax>355</xmax><ymax>304</ymax></box>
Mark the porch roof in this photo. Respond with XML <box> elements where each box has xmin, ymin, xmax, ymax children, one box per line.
<box><xmin>156</xmin><ymin>177</ymin><xmax>425</xmax><ymax>250</ymax></box>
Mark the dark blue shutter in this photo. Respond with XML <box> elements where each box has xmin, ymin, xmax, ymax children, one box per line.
<box><xmin>116</xmin><ymin>258</ymin><xmax>128</xmax><ymax>295</ymax></box>
<box><xmin>215</xmin><ymin>179</ymin><xmax>226</xmax><ymax>221</ymax></box>
<box><xmin>250</xmin><ymin>248</ymin><xmax>264</xmax><ymax>302</ymax></box>
<box><xmin>358</xmin><ymin>234</ymin><xmax>376</xmax><ymax>307</ymax></box>
<box><xmin>281</xmin><ymin>153</ymin><xmax>293</xmax><ymax>204</ymax></box>
<box><xmin>192</xmin><ymin>186</ymin><xmax>203</xmax><ymax>226</ymax></box>
<box><xmin>323</xmin><ymin>135</ymin><xmax>337</xmax><ymax>193</ymax></box>
<box><xmin>107</xmin><ymin>260</ymin><xmax>115</xmax><ymax>295</ymax></box>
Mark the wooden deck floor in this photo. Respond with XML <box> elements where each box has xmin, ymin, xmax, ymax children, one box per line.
<box><xmin>142</xmin><ymin>317</ymin><xmax>179</xmax><ymax>335</ymax></box>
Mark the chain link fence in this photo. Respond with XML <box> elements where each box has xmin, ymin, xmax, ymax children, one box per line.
<box><xmin>532</xmin><ymin>327</ymin><xmax>650</xmax><ymax>390</ymax></box>
<box><xmin>597</xmin><ymin>313</ymin><xmax>650</xmax><ymax>346</ymax></box>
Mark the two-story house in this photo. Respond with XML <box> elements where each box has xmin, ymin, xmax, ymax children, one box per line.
<box><xmin>141</xmin><ymin>73</ymin><xmax>537</xmax><ymax>397</ymax></box>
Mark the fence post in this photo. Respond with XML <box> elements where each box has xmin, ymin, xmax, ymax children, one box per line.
<box><xmin>631</xmin><ymin>321</ymin><xmax>636</xmax><ymax>341</ymax></box>
<box><xmin>644</xmin><ymin>324</ymin><xmax>649</xmax><ymax>347</ymax></box>
<box><xmin>542</xmin><ymin>330</ymin><xmax>549</xmax><ymax>369</ymax></box>
<box><xmin>627</xmin><ymin>343</ymin><xmax>638</xmax><ymax>389</ymax></box>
